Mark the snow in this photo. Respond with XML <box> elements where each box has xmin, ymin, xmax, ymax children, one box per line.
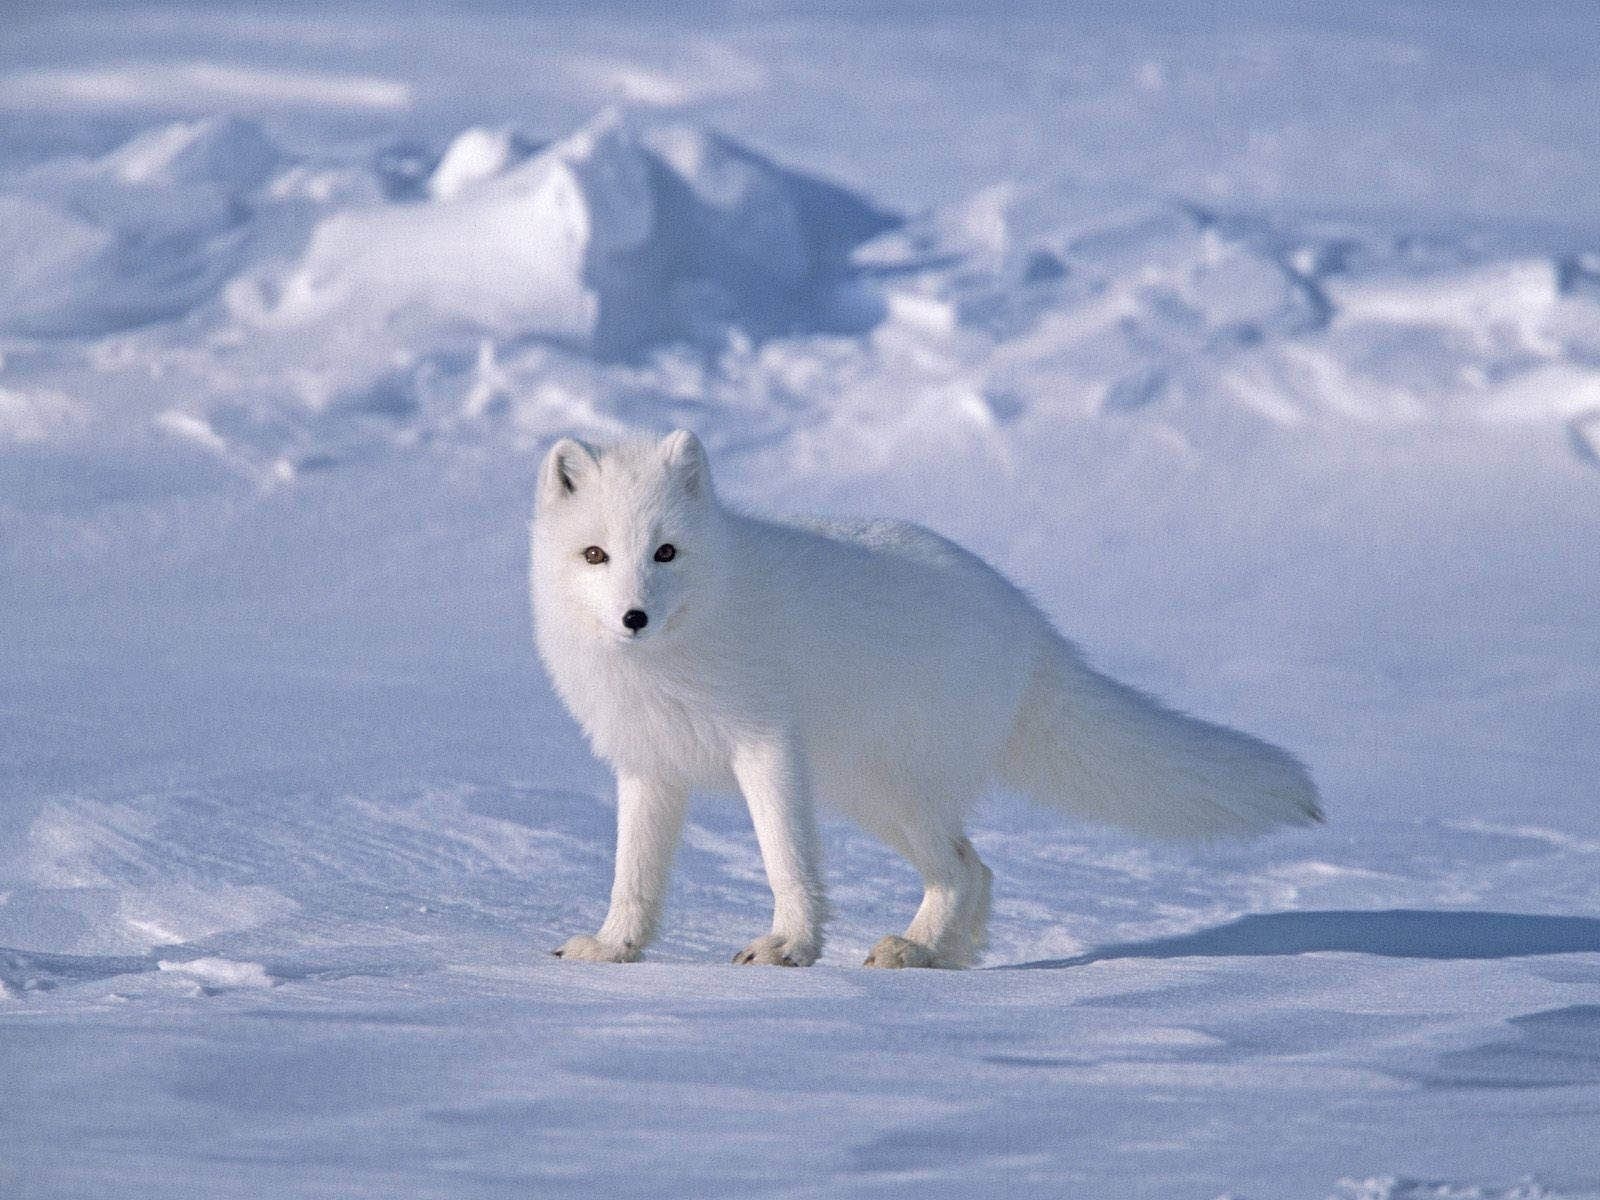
<box><xmin>2</xmin><ymin>2</ymin><xmax>1599</xmax><ymax>1197</ymax></box>
<box><xmin>156</xmin><ymin>956</ymin><xmax>277</xmax><ymax>990</ymax></box>
<box><xmin>427</xmin><ymin>126</ymin><xmax>536</xmax><ymax>201</ymax></box>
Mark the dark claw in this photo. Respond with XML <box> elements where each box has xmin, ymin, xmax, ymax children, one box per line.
<box><xmin>551</xmin><ymin>949</ymin><xmax>564</xmax><ymax>957</ymax></box>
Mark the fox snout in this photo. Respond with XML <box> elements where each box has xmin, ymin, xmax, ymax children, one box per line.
<box><xmin>621</xmin><ymin>608</ymin><xmax>649</xmax><ymax>633</ymax></box>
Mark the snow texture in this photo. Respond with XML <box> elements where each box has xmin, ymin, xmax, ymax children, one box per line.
<box><xmin>2</xmin><ymin>2</ymin><xmax>1599</xmax><ymax>1197</ymax></box>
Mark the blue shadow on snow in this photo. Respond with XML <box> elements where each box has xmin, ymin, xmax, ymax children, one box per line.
<box><xmin>1007</xmin><ymin>909</ymin><xmax>1600</xmax><ymax>969</ymax></box>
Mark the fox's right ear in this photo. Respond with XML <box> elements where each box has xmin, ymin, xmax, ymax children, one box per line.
<box><xmin>540</xmin><ymin>437</ymin><xmax>597</xmax><ymax>501</ymax></box>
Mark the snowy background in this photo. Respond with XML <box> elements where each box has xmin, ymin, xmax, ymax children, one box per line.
<box><xmin>3</xmin><ymin>2</ymin><xmax>1599</xmax><ymax>1196</ymax></box>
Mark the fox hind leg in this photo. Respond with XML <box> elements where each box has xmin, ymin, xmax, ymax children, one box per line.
<box><xmin>865</xmin><ymin>814</ymin><xmax>991</xmax><ymax>969</ymax></box>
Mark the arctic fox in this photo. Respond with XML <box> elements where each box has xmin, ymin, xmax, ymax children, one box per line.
<box><xmin>531</xmin><ymin>430</ymin><xmax>1321</xmax><ymax>969</ymax></box>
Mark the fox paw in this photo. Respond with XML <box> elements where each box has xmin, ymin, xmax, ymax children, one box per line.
<box><xmin>732</xmin><ymin>934</ymin><xmax>818</xmax><ymax>967</ymax></box>
<box><xmin>864</xmin><ymin>935</ymin><xmax>940</xmax><ymax>969</ymax></box>
<box><xmin>551</xmin><ymin>934</ymin><xmax>639</xmax><ymax>963</ymax></box>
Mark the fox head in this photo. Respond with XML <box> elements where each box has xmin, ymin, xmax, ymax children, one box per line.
<box><xmin>530</xmin><ymin>429</ymin><xmax>724</xmax><ymax>648</ymax></box>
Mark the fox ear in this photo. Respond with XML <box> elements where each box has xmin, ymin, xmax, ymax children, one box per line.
<box><xmin>660</xmin><ymin>429</ymin><xmax>709</xmax><ymax>499</ymax></box>
<box><xmin>541</xmin><ymin>437</ymin><xmax>597</xmax><ymax>500</ymax></box>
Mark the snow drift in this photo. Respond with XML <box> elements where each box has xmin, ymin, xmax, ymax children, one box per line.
<box><xmin>6</xmin><ymin>109</ymin><xmax>1600</xmax><ymax>485</ymax></box>
<box><xmin>0</xmin><ymin>115</ymin><xmax>276</xmax><ymax>337</ymax></box>
<box><xmin>230</xmin><ymin>110</ymin><xmax>896</xmax><ymax>357</ymax></box>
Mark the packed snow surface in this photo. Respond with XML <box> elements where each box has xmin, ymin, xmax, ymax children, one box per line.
<box><xmin>3</xmin><ymin>3</ymin><xmax>1599</xmax><ymax>1197</ymax></box>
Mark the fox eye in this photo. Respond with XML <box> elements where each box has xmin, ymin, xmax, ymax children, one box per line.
<box><xmin>653</xmin><ymin>543</ymin><xmax>677</xmax><ymax>563</ymax></box>
<box><xmin>583</xmin><ymin>546</ymin><xmax>608</xmax><ymax>565</ymax></box>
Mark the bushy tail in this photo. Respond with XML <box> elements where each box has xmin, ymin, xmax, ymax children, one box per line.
<box><xmin>1000</xmin><ymin>639</ymin><xmax>1323</xmax><ymax>840</ymax></box>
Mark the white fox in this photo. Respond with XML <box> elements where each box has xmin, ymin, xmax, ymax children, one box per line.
<box><xmin>531</xmin><ymin>430</ymin><xmax>1321</xmax><ymax>969</ymax></box>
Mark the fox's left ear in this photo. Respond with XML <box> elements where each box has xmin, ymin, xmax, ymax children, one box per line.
<box><xmin>660</xmin><ymin>429</ymin><xmax>710</xmax><ymax>499</ymax></box>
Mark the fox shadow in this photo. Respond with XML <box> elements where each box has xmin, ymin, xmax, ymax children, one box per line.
<box><xmin>1007</xmin><ymin>909</ymin><xmax>1600</xmax><ymax>969</ymax></box>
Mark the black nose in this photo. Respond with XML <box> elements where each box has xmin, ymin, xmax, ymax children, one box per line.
<box><xmin>622</xmin><ymin>609</ymin><xmax>648</xmax><ymax>632</ymax></box>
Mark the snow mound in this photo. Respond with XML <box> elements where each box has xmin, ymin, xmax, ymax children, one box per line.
<box><xmin>834</xmin><ymin>183</ymin><xmax>1600</xmax><ymax>443</ymax></box>
<box><xmin>156</xmin><ymin>956</ymin><xmax>276</xmax><ymax>989</ymax></box>
<box><xmin>232</xmin><ymin>109</ymin><xmax>896</xmax><ymax>358</ymax></box>
<box><xmin>99</xmin><ymin>115</ymin><xmax>280</xmax><ymax>192</ymax></box>
<box><xmin>8</xmin><ymin>111</ymin><xmax>1600</xmax><ymax>490</ymax></box>
<box><xmin>427</xmin><ymin>126</ymin><xmax>539</xmax><ymax>200</ymax></box>
<box><xmin>0</xmin><ymin>116</ymin><xmax>276</xmax><ymax>337</ymax></box>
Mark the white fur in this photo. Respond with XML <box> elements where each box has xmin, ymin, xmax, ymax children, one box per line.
<box><xmin>531</xmin><ymin>431</ymin><xmax>1322</xmax><ymax>968</ymax></box>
